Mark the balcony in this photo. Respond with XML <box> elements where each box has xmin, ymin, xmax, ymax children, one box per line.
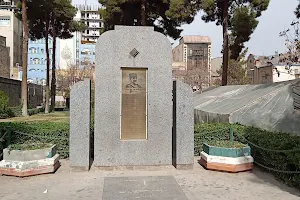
<box><xmin>87</xmin><ymin>25</ymin><xmax>103</xmax><ymax>29</ymax></box>
<box><xmin>80</xmin><ymin>17</ymin><xmax>103</xmax><ymax>21</ymax></box>
<box><xmin>75</xmin><ymin>4</ymin><xmax>104</xmax><ymax>12</ymax></box>
<box><xmin>82</xmin><ymin>33</ymin><xmax>100</xmax><ymax>37</ymax></box>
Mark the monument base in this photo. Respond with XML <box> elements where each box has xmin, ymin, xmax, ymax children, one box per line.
<box><xmin>200</xmin><ymin>151</ymin><xmax>253</xmax><ymax>173</ymax></box>
<box><xmin>174</xmin><ymin>164</ymin><xmax>193</xmax><ymax>170</ymax></box>
<box><xmin>69</xmin><ymin>166</ymin><xmax>90</xmax><ymax>172</ymax></box>
<box><xmin>94</xmin><ymin>165</ymin><xmax>175</xmax><ymax>171</ymax></box>
<box><xmin>0</xmin><ymin>154</ymin><xmax>60</xmax><ymax>177</ymax></box>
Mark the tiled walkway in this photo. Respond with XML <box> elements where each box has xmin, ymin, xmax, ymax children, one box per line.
<box><xmin>1</xmin><ymin>157</ymin><xmax>299</xmax><ymax>200</ymax></box>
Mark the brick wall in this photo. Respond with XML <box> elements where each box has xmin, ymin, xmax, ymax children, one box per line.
<box><xmin>0</xmin><ymin>77</ymin><xmax>43</xmax><ymax>108</ymax></box>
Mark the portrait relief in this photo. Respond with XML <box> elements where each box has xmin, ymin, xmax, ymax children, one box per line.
<box><xmin>122</xmin><ymin>68</ymin><xmax>146</xmax><ymax>94</ymax></box>
<box><xmin>121</xmin><ymin>68</ymin><xmax>147</xmax><ymax>140</ymax></box>
<box><xmin>126</xmin><ymin>73</ymin><xmax>142</xmax><ymax>89</ymax></box>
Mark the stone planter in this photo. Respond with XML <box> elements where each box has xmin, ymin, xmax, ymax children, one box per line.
<box><xmin>0</xmin><ymin>144</ymin><xmax>60</xmax><ymax>177</ymax></box>
<box><xmin>200</xmin><ymin>143</ymin><xmax>253</xmax><ymax>173</ymax></box>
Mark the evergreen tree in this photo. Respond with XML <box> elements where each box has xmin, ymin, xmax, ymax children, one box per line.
<box><xmin>99</xmin><ymin>0</ymin><xmax>200</xmax><ymax>39</ymax></box>
<box><xmin>216</xmin><ymin>48</ymin><xmax>249</xmax><ymax>86</ymax></box>
<box><xmin>20</xmin><ymin>0</ymin><xmax>29</xmax><ymax>116</ymax></box>
<box><xmin>16</xmin><ymin>0</ymin><xmax>85</xmax><ymax>113</ymax></box>
<box><xmin>49</xmin><ymin>0</ymin><xmax>86</xmax><ymax>112</ymax></box>
<box><xmin>295</xmin><ymin>2</ymin><xmax>300</xmax><ymax>19</ymax></box>
<box><xmin>201</xmin><ymin>0</ymin><xmax>269</xmax><ymax>85</ymax></box>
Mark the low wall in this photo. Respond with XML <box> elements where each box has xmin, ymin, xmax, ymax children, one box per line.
<box><xmin>194</xmin><ymin>110</ymin><xmax>230</xmax><ymax>124</ymax></box>
<box><xmin>0</xmin><ymin>77</ymin><xmax>43</xmax><ymax>108</ymax></box>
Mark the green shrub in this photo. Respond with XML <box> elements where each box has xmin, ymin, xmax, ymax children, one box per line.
<box><xmin>0</xmin><ymin>108</ymin><xmax>14</xmax><ymax>119</ymax></box>
<box><xmin>0</xmin><ymin>121</ymin><xmax>69</xmax><ymax>158</ymax></box>
<box><xmin>28</xmin><ymin>107</ymin><xmax>44</xmax><ymax>116</ymax></box>
<box><xmin>9</xmin><ymin>106</ymin><xmax>44</xmax><ymax>117</ymax></box>
<box><xmin>240</xmin><ymin>126</ymin><xmax>300</xmax><ymax>188</ymax></box>
<box><xmin>0</xmin><ymin>90</ymin><xmax>8</xmax><ymax>111</ymax></box>
<box><xmin>194</xmin><ymin>123</ymin><xmax>242</xmax><ymax>155</ymax></box>
<box><xmin>0</xmin><ymin>91</ymin><xmax>14</xmax><ymax>119</ymax></box>
<box><xmin>195</xmin><ymin>123</ymin><xmax>300</xmax><ymax>188</ymax></box>
<box><xmin>9</xmin><ymin>106</ymin><xmax>22</xmax><ymax>117</ymax></box>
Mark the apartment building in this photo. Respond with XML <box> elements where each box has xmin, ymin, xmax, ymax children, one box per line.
<box><xmin>247</xmin><ymin>53</ymin><xmax>300</xmax><ymax>84</ymax></box>
<box><xmin>27</xmin><ymin>3</ymin><xmax>103</xmax><ymax>82</ymax></box>
<box><xmin>210</xmin><ymin>57</ymin><xmax>222</xmax><ymax>85</ymax></box>
<box><xmin>172</xmin><ymin>36</ymin><xmax>212</xmax><ymax>90</ymax></box>
<box><xmin>27</xmin><ymin>38</ymin><xmax>57</xmax><ymax>84</ymax></box>
<box><xmin>0</xmin><ymin>0</ymin><xmax>17</xmax><ymax>11</ymax></box>
<box><xmin>75</xmin><ymin>4</ymin><xmax>104</xmax><ymax>42</ymax></box>
<box><xmin>0</xmin><ymin>7</ymin><xmax>22</xmax><ymax>79</ymax></box>
<box><xmin>74</xmin><ymin>4</ymin><xmax>104</xmax><ymax>68</ymax></box>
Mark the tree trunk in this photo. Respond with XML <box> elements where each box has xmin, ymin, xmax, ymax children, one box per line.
<box><xmin>141</xmin><ymin>0</ymin><xmax>146</xmax><ymax>26</ymax></box>
<box><xmin>221</xmin><ymin>0</ymin><xmax>229</xmax><ymax>86</ymax></box>
<box><xmin>45</xmin><ymin>16</ymin><xmax>50</xmax><ymax>114</ymax></box>
<box><xmin>50</xmin><ymin>19</ymin><xmax>56</xmax><ymax>112</ymax></box>
<box><xmin>21</xmin><ymin>0</ymin><xmax>28</xmax><ymax>116</ymax></box>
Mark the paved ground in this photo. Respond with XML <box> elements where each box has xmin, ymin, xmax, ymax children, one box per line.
<box><xmin>1</xmin><ymin>157</ymin><xmax>300</xmax><ymax>200</ymax></box>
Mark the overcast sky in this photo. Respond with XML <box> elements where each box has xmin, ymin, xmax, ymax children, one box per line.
<box><xmin>73</xmin><ymin>0</ymin><xmax>299</xmax><ymax>58</ymax></box>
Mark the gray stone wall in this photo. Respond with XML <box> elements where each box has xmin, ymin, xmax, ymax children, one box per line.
<box><xmin>94</xmin><ymin>26</ymin><xmax>173</xmax><ymax>167</ymax></box>
<box><xmin>172</xmin><ymin>80</ymin><xmax>194</xmax><ymax>169</ymax></box>
<box><xmin>69</xmin><ymin>79</ymin><xmax>91</xmax><ymax>170</ymax></box>
<box><xmin>0</xmin><ymin>77</ymin><xmax>43</xmax><ymax>108</ymax></box>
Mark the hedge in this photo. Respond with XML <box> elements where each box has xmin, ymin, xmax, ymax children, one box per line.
<box><xmin>0</xmin><ymin>121</ymin><xmax>69</xmax><ymax>158</ymax></box>
<box><xmin>9</xmin><ymin>106</ymin><xmax>44</xmax><ymax>117</ymax></box>
<box><xmin>1</xmin><ymin>121</ymin><xmax>299</xmax><ymax>187</ymax></box>
<box><xmin>195</xmin><ymin>123</ymin><xmax>300</xmax><ymax>187</ymax></box>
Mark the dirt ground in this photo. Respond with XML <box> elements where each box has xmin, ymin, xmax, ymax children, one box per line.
<box><xmin>1</xmin><ymin>157</ymin><xmax>299</xmax><ymax>200</ymax></box>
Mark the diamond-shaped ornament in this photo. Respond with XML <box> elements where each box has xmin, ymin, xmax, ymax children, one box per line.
<box><xmin>130</xmin><ymin>48</ymin><xmax>139</xmax><ymax>58</ymax></box>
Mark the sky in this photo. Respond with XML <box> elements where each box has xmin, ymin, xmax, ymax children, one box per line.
<box><xmin>73</xmin><ymin>0</ymin><xmax>299</xmax><ymax>58</ymax></box>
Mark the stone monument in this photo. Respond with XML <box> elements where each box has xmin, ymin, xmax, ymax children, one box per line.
<box><xmin>69</xmin><ymin>26</ymin><xmax>194</xmax><ymax>170</ymax></box>
<box><xmin>69</xmin><ymin>79</ymin><xmax>91</xmax><ymax>170</ymax></box>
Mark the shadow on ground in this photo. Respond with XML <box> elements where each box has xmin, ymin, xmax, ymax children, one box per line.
<box><xmin>196</xmin><ymin>157</ymin><xmax>300</xmax><ymax>198</ymax></box>
<box><xmin>249</xmin><ymin>167</ymin><xmax>300</xmax><ymax>198</ymax></box>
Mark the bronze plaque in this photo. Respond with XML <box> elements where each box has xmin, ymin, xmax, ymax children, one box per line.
<box><xmin>121</xmin><ymin>68</ymin><xmax>147</xmax><ymax>140</ymax></box>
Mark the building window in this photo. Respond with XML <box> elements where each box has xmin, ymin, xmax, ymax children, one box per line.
<box><xmin>261</xmin><ymin>72</ymin><xmax>270</xmax><ymax>84</ymax></box>
<box><xmin>30</xmin><ymin>58</ymin><xmax>33</xmax><ymax>64</ymax></box>
<box><xmin>29</xmin><ymin>47</ymin><xmax>37</xmax><ymax>54</ymax></box>
<box><xmin>41</xmin><ymin>58</ymin><xmax>44</xmax><ymax>64</ymax></box>
<box><xmin>41</xmin><ymin>49</ymin><xmax>44</xmax><ymax>54</ymax></box>
<box><xmin>0</xmin><ymin>16</ymin><xmax>11</xmax><ymax>26</ymax></box>
<box><xmin>49</xmin><ymin>48</ymin><xmax>53</xmax><ymax>54</ymax></box>
<box><xmin>81</xmin><ymin>49</ymin><xmax>91</xmax><ymax>55</ymax></box>
<box><xmin>33</xmin><ymin>58</ymin><xmax>40</xmax><ymax>64</ymax></box>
